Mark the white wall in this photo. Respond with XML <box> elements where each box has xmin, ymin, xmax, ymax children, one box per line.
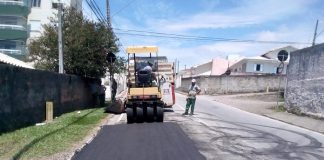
<box><xmin>231</xmin><ymin>59</ymin><xmax>288</xmax><ymax>75</ymax></box>
<box><xmin>245</xmin><ymin>61</ymin><xmax>287</xmax><ymax>74</ymax></box>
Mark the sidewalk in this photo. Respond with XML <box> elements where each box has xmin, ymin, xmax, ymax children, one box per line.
<box><xmin>210</xmin><ymin>92</ymin><xmax>324</xmax><ymax>134</ymax></box>
<box><xmin>177</xmin><ymin>91</ymin><xmax>324</xmax><ymax>134</ymax></box>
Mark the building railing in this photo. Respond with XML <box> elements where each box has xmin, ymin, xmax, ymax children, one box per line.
<box><xmin>0</xmin><ymin>24</ymin><xmax>26</xmax><ymax>30</ymax></box>
<box><xmin>0</xmin><ymin>0</ymin><xmax>24</xmax><ymax>6</ymax></box>
<box><xmin>0</xmin><ymin>49</ymin><xmax>22</xmax><ymax>55</ymax></box>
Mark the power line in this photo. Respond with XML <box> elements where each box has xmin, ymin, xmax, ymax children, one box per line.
<box><xmin>113</xmin><ymin>28</ymin><xmax>226</xmax><ymax>40</ymax></box>
<box><xmin>114</xmin><ymin>27</ymin><xmax>311</xmax><ymax>44</ymax></box>
<box><xmin>115</xmin><ymin>31</ymin><xmax>310</xmax><ymax>45</ymax></box>
<box><xmin>86</xmin><ymin>0</ymin><xmax>126</xmax><ymax>55</ymax></box>
<box><xmin>90</xmin><ymin>0</ymin><xmax>106</xmax><ymax>22</ymax></box>
<box><xmin>111</xmin><ymin>0</ymin><xmax>137</xmax><ymax>18</ymax></box>
<box><xmin>111</xmin><ymin>19</ymin><xmax>128</xmax><ymax>55</ymax></box>
<box><xmin>85</xmin><ymin>0</ymin><xmax>104</xmax><ymax>23</ymax></box>
<box><xmin>317</xmin><ymin>29</ymin><xmax>324</xmax><ymax>38</ymax></box>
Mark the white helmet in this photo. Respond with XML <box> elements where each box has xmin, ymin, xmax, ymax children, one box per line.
<box><xmin>191</xmin><ymin>79</ymin><xmax>196</xmax><ymax>83</ymax></box>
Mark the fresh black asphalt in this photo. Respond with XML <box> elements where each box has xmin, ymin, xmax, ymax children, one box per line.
<box><xmin>72</xmin><ymin>122</ymin><xmax>205</xmax><ymax>160</ymax></box>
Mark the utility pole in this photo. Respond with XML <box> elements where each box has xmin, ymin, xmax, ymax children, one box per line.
<box><xmin>312</xmin><ymin>19</ymin><xmax>319</xmax><ymax>46</ymax></box>
<box><xmin>106</xmin><ymin>0</ymin><xmax>114</xmax><ymax>101</ymax></box>
<box><xmin>177</xmin><ymin>60</ymin><xmax>180</xmax><ymax>73</ymax></box>
<box><xmin>226</xmin><ymin>55</ymin><xmax>229</xmax><ymax>94</ymax></box>
<box><xmin>58</xmin><ymin>1</ymin><xmax>64</xmax><ymax>73</ymax></box>
<box><xmin>106</xmin><ymin>0</ymin><xmax>111</xmax><ymax>27</ymax></box>
<box><xmin>174</xmin><ymin>59</ymin><xmax>177</xmax><ymax>75</ymax></box>
<box><xmin>174</xmin><ymin>59</ymin><xmax>177</xmax><ymax>87</ymax></box>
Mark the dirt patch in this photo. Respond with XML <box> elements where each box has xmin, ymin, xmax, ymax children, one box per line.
<box><xmin>212</xmin><ymin>92</ymin><xmax>282</xmax><ymax>115</ymax></box>
<box><xmin>235</xmin><ymin>93</ymin><xmax>278</xmax><ymax>102</ymax></box>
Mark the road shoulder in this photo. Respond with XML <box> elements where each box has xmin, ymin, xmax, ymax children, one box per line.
<box><xmin>198</xmin><ymin>92</ymin><xmax>324</xmax><ymax>135</ymax></box>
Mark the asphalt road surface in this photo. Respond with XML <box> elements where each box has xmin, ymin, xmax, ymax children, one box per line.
<box><xmin>173</xmin><ymin>93</ymin><xmax>324</xmax><ymax>160</ymax></box>
<box><xmin>72</xmin><ymin>122</ymin><xmax>205</xmax><ymax>160</ymax></box>
<box><xmin>73</xmin><ymin>93</ymin><xmax>324</xmax><ymax>160</ymax></box>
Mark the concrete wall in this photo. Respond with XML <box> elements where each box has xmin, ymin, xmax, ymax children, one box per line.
<box><xmin>180</xmin><ymin>75</ymin><xmax>285</xmax><ymax>94</ymax></box>
<box><xmin>285</xmin><ymin>44</ymin><xmax>324</xmax><ymax>117</ymax></box>
<box><xmin>0</xmin><ymin>64</ymin><xmax>95</xmax><ymax>133</ymax></box>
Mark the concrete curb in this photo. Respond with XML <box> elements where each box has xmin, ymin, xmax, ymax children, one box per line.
<box><xmin>262</xmin><ymin>114</ymin><xmax>324</xmax><ymax>135</ymax></box>
<box><xmin>67</xmin><ymin>114</ymin><xmax>113</xmax><ymax>160</ymax></box>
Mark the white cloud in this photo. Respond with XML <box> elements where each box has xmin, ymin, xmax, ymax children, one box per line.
<box><xmin>111</xmin><ymin>0</ymin><xmax>323</xmax><ymax>69</ymax></box>
<box><xmin>153</xmin><ymin>0</ymin><xmax>314</xmax><ymax>32</ymax></box>
<box><xmin>116</xmin><ymin>22</ymin><xmax>319</xmax><ymax>69</ymax></box>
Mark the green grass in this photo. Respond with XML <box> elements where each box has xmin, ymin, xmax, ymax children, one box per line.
<box><xmin>279</xmin><ymin>97</ymin><xmax>285</xmax><ymax>102</ymax></box>
<box><xmin>273</xmin><ymin>104</ymin><xmax>287</xmax><ymax>112</ymax></box>
<box><xmin>0</xmin><ymin>108</ymin><xmax>107</xmax><ymax>160</ymax></box>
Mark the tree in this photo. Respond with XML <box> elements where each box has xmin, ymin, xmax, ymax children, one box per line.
<box><xmin>28</xmin><ymin>7</ymin><xmax>121</xmax><ymax>78</ymax></box>
<box><xmin>109</xmin><ymin>56</ymin><xmax>127</xmax><ymax>74</ymax></box>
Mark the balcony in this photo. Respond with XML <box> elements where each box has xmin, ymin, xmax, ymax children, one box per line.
<box><xmin>0</xmin><ymin>48</ymin><xmax>26</xmax><ymax>60</ymax></box>
<box><xmin>0</xmin><ymin>48</ymin><xmax>22</xmax><ymax>55</ymax></box>
<box><xmin>0</xmin><ymin>24</ymin><xmax>28</xmax><ymax>40</ymax></box>
<box><xmin>0</xmin><ymin>0</ymin><xmax>30</xmax><ymax>16</ymax></box>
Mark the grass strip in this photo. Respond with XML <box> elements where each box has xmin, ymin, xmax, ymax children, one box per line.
<box><xmin>0</xmin><ymin>108</ymin><xmax>107</xmax><ymax>160</ymax></box>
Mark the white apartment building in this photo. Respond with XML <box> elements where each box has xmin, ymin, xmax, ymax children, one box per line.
<box><xmin>0</xmin><ymin>0</ymin><xmax>31</xmax><ymax>60</ymax></box>
<box><xmin>28</xmin><ymin>0</ymin><xmax>82</xmax><ymax>38</ymax></box>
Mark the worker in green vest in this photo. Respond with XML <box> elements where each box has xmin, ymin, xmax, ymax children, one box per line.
<box><xmin>183</xmin><ymin>79</ymin><xmax>201</xmax><ymax>115</ymax></box>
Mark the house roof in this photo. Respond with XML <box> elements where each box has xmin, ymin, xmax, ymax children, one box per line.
<box><xmin>0</xmin><ymin>52</ymin><xmax>34</xmax><ymax>69</ymax></box>
<box><xmin>211</xmin><ymin>58</ymin><xmax>240</xmax><ymax>75</ymax></box>
<box><xmin>261</xmin><ymin>45</ymin><xmax>298</xmax><ymax>59</ymax></box>
<box><xmin>245</xmin><ymin>56</ymin><xmax>276</xmax><ymax>61</ymax></box>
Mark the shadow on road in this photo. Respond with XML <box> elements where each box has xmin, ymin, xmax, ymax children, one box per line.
<box><xmin>164</xmin><ymin>108</ymin><xmax>174</xmax><ymax>113</ymax></box>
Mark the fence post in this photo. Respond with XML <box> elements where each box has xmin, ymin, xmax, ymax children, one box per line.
<box><xmin>46</xmin><ymin>101</ymin><xmax>53</xmax><ymax>122</ymax></box>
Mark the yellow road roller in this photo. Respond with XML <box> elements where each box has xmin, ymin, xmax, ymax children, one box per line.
<box><xmin>125</xmin><ymin>46</ymin><xmax>164</xmax><ymax>123</ymax></box>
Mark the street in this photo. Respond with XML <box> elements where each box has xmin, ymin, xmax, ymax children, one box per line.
<box><xmin>73</xmin><ymin>93</ymin><xmax>324</xmax><ymax>160</ymax></box>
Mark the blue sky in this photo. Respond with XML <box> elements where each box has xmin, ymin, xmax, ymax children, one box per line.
<box><xmin>83</xmin><ymin>0</ymin><xmax>324</xmax><ymax>69</ymax></box>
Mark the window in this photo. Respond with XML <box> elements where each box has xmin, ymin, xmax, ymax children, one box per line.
<box><xmin>0</xmin><ymin>41</ymin><xmax>17</xmax><ymax>49</ymax></box>
<box><xmin>32</xmin><ymin>0</ymin><xmax>41</xmax><ymax>7</ymax></box>
<box><xmin>254</xmin><ymin>64</ymin><xmax>263</xmax><ymax>72</ymax></box>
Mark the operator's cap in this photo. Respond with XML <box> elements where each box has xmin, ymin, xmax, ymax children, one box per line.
<box><xmin>191</xmin><ymin>79</ymin><xmax>196</xmax><ymax>83</ymax></box>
